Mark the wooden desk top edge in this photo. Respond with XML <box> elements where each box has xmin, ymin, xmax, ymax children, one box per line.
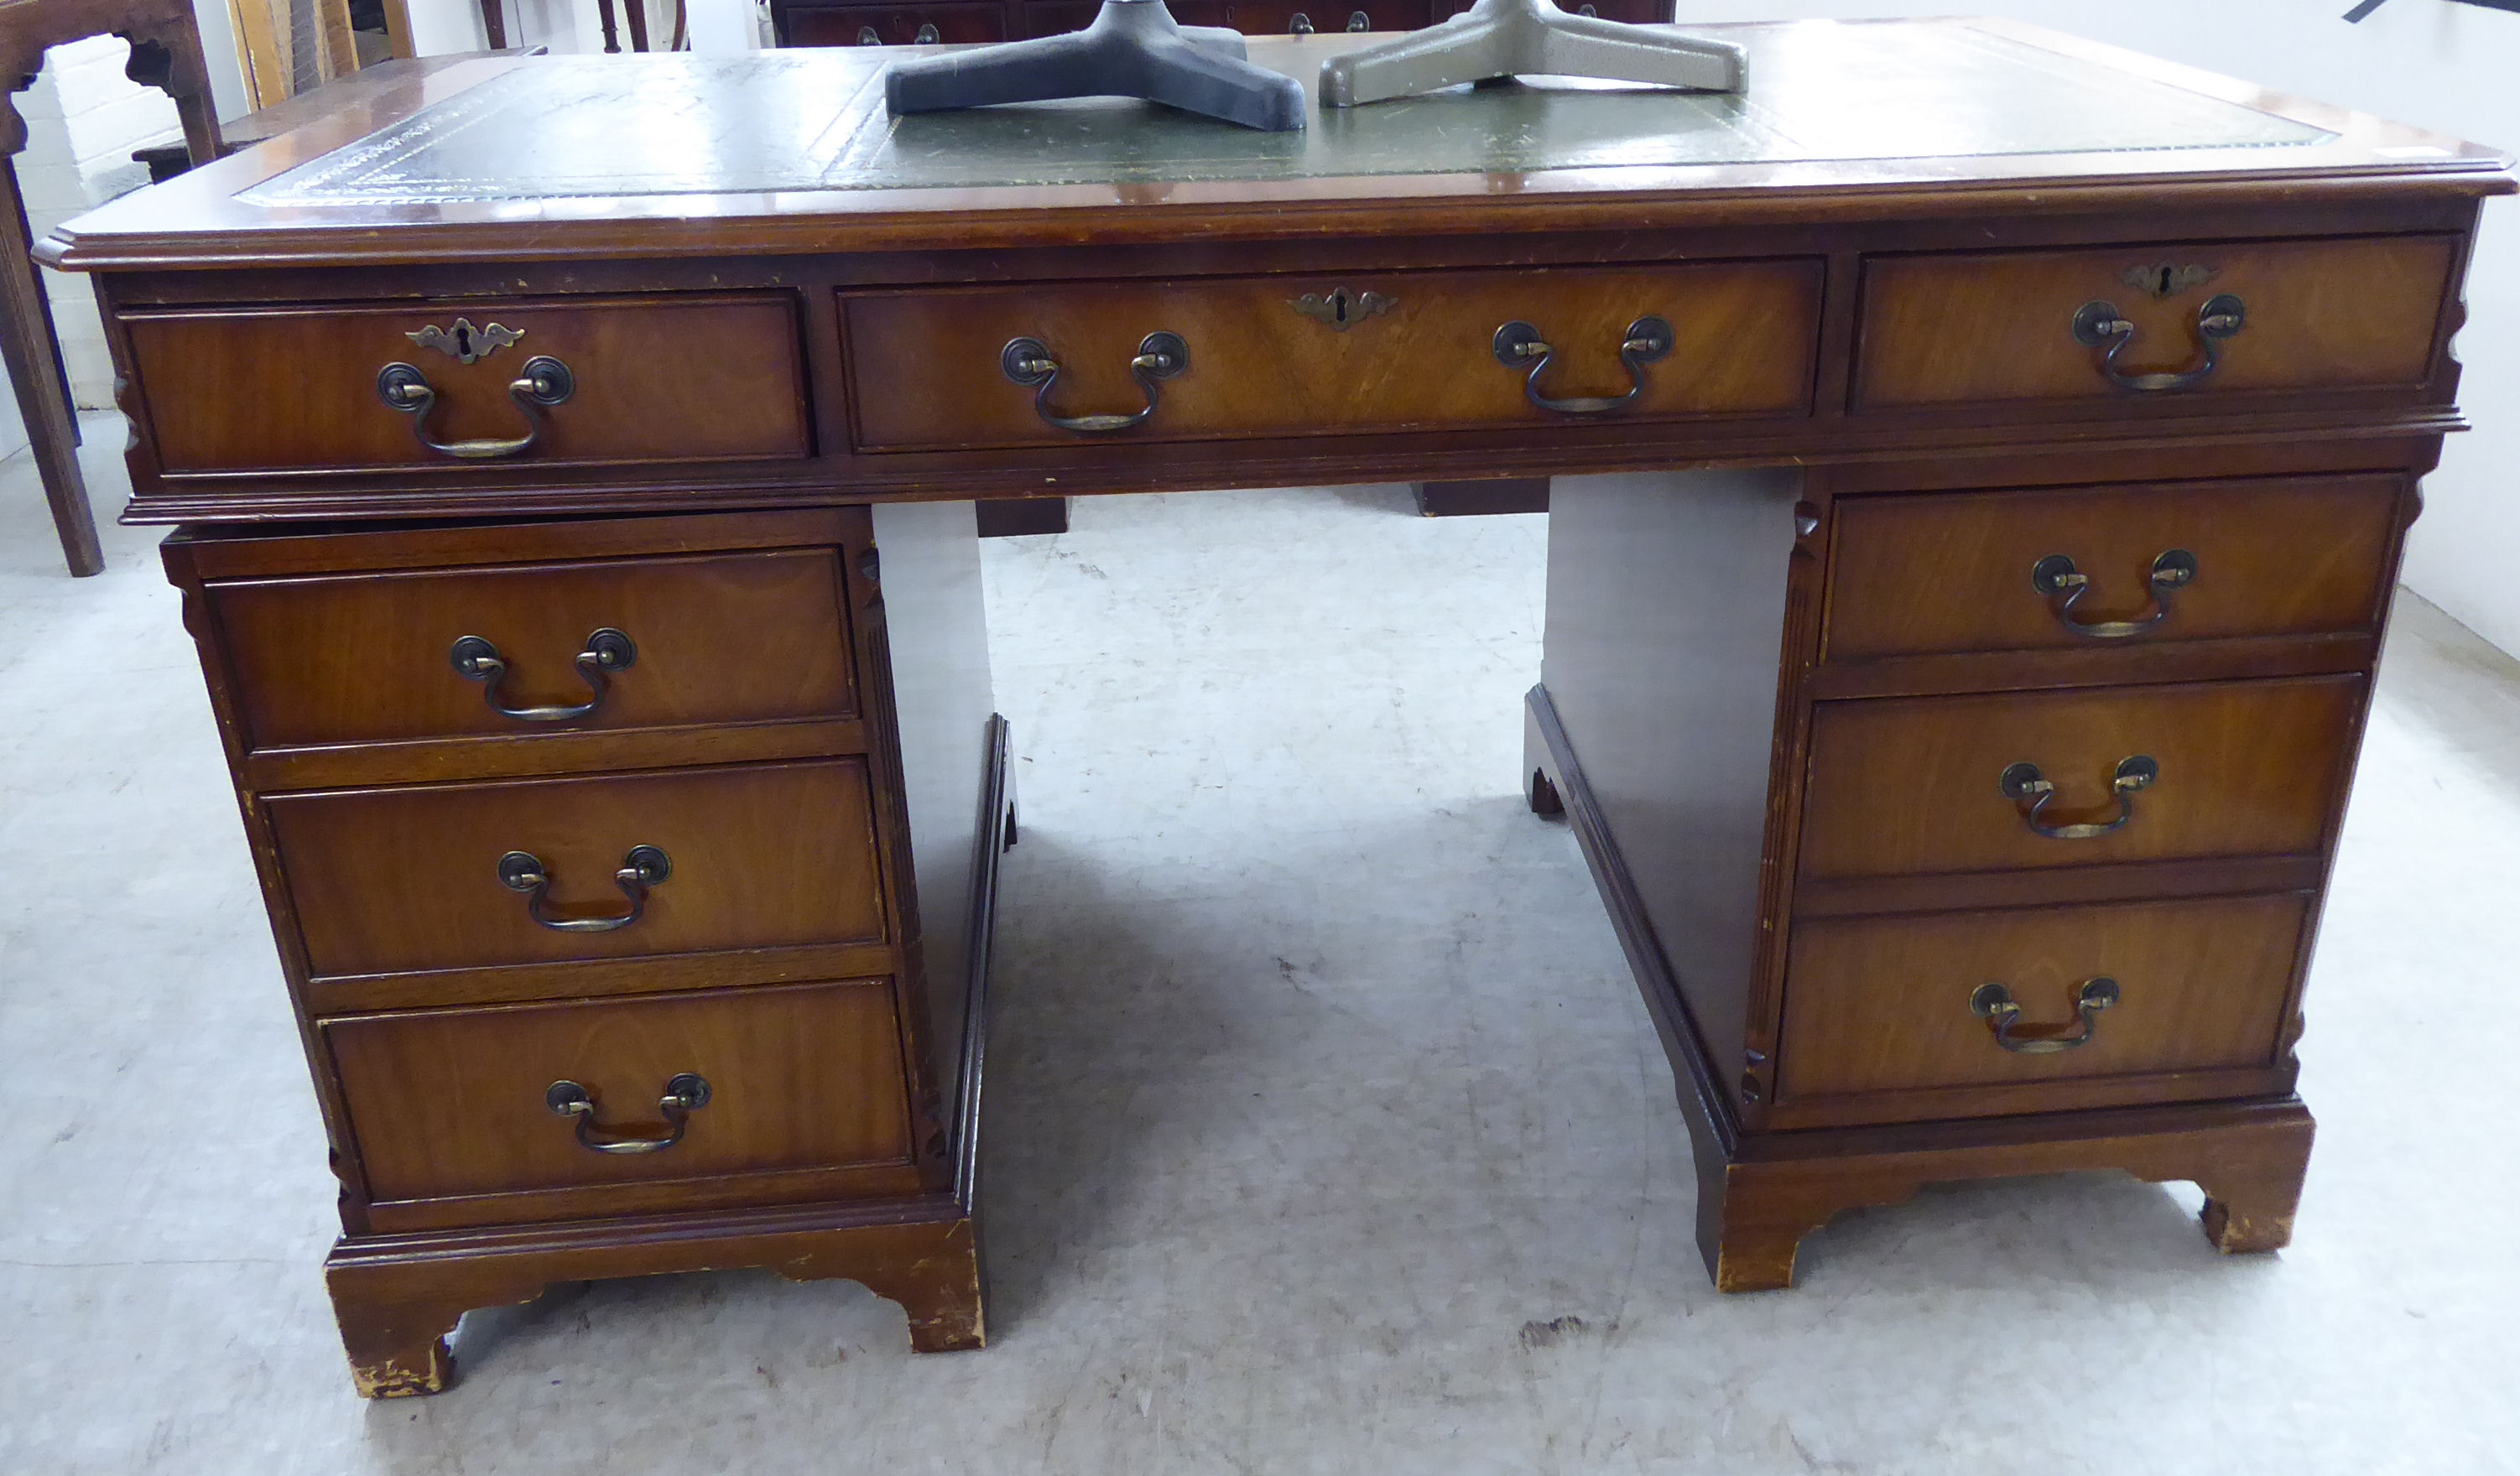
<box><xmin>39</xmin><ymin>16</ymin><xmax>2515</xmax><ymax>272</ymax></box>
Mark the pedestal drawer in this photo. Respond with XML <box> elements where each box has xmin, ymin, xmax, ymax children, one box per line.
<box><xmin>841</xmin><ymin>259</ymin><xmax>1820</xmax><ymax>450</ymax></box>
<box><xmin>124</xmin><ymin>293</ymin><xmax>811</xmax><ymax>475</ymax></box>
<box><xmin>1855</xmin><ymin>236</ymin><xmax>2456</xmax><ymax>410</ymax></box>
<box><xmin>1798</xmin><ymin>675</ymin><xmax>2363</xmax><ymax>881</ymax></box>
<box><xmin>1824</xmin><ymin>476</ymin><xmax>2401</xmax><ymax>660</ymax></box>
<box><xmin>325</xmin><ymin>979</ymin><xmax>919</xmax><ymax>1226</ymax></box>
<box><xmin>211</xmin><ymin>548</ymin><xmax>860</xmax><ymax>753</ymax></box>
<box><xmin>267</xmin><ymin>760</ymin><xmax>889</xmax><ymax>981</ymax></box>
<box><xmin>1776</xmin><ymin>893</ymin><xmax>2309</xmax><ymax>1124</ymax></box>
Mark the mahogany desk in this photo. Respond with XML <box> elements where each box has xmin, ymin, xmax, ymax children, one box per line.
<box><xmin>39</xmin><ymin>21</ymin><xmax>2512</xmax><ymax>1396</ymax></box>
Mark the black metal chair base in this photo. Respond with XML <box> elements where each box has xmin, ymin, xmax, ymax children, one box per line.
<box><xmin>884</xmin><ymin>0</ymin><xmax>1308</xmax><ymax>132</ymax></box>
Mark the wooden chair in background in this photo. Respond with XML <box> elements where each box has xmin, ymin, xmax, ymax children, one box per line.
<box><xmin>0</xmin><ymin>0</ymin><xmax>223</xmax><ymax>577</ymax></box>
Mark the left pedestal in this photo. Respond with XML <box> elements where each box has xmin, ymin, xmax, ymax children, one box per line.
<box><xmin>162</xmin><ymin>506</ymin><xmax>1008</xmax><ymax>1396</ymax></box>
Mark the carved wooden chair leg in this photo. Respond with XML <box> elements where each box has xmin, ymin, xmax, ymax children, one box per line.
<box><xmin>0</xmin><ymin>14</ymin><xmax>224</xmax><ymax>578</ymax></box>
<box><xmin>0</xmin><ymin>165</ymin><xmax>101</xmax><ymax>576</ymax></box>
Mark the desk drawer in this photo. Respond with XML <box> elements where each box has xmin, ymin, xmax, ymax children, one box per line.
<box><xmin>1854</xmin><ymin>236</ymin><xmax>2456</xmax><ymax>410</ymax></box>
<box><xmin>1798</xmin><ymin>676</ymin><xmax>2362</xmax><ymax>881</ymax></box>
<box><xmin>841</xmin><ymin>261</ymin><xmax>1820</xmax><ymax>450</ymax></box>
<box><xmin>1825</xmin><ymin>476</ymin><xmax>2401</xmax><ymax>661</ymax></box>
<box><xmin>124</xmin><ymin>294</ymin><xmax>810</xmax><ymax>475</ymax></box>
<box><xmin>268</xmin><ymin>760</ymin><xmax>889</xmax><ymax>980</ymax></box>
<box><xmin>325</xmin><ymin>980</ymin><xmax>917</xmax><ymax>1220</ymax></box>
<box><xmin>1777</xmin><ymin>894</ymin><xmax>2306</xmax><ymax>1120</ymax></box>
<box><xmin>211</xmin><ymin>548</ymin><xmax>859</xmax><ymax>752</ymax></box>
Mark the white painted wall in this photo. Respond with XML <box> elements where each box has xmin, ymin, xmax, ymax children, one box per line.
<box><xmin>1697</xmin><ymin>0</ymin><xmax>2520</xmax><ymax>655</ymax></box>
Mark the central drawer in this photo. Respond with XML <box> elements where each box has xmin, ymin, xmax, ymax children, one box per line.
<box><xmin>841</xmin><ymin>261</ymin><xmax>1822</xmax><ymax>450</ymax></box>
<box><xmin>1798</xmin><ymin>675</ymin><xmax>2364</xmax><ymax>881</ymax></box>
<box><xmin>266</xmin><ymin>760</ymin><xmax>889</xmax><ymax>980</ymax></box>
<box><xmin>323</xmin><ymin>979</ymin><xmax>918</xmax><ymax>1221</ymax></box>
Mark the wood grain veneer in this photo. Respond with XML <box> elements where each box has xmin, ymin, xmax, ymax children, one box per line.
<box><xmin>1824</xmin><ymin>475</ymin><xmax>2402</xmax><ymax>661</ymax></box>
<box><xmin>325</xmin><ymin>979</ymin><xmax>918</xmax><ymax>1208</ymax></box>
<box><xmin>267</xmin><ymin>759</ymin><xmax>891</xmax><ymax>979</ymax></box>
<box><xmin>124</xmin><ymin>294</ymin><xmax>812</xmax><ymax>474</ymax></box>
<box><xmin>1798</xmin><ymin>676</ymin><xmax>2366</xmax><ymax>881</ymax></box>
<box><xmin>1777</xmin><ymin>892</ymin><xmax>2309</xmax><ymax>1115</ymax></box>
<box><xmin>211</xmin><ymin>548</ymin><xmax>860</xmax><ymax>751</ymax></box>
<box><xmin>842</xmin><ymin>261</ymin><xmax>1821</xmax><ymax>450</ymax></box>
<box><xmin>1855</xmin><ymin>236</ymin><xmax>2459</xmax><ymax>409</ymax></box>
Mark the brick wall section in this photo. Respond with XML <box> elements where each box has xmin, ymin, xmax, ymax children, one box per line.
<box><xmin>20</xmin><ymin>37</ymin><xmax>184</xmax><ymax>414</ymax></box>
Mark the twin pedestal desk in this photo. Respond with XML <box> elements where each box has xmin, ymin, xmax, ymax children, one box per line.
<box><xmin>41</xmin><ymin>19</ymin><xmax>2512</xmax><ymax>1395</ymax></box>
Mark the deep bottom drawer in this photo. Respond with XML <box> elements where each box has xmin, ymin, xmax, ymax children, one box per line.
<box><xmin>1777</xmin><ymin>893</ymin><xmax>2309</xmax><ymax>1123</ymax></box>
<box><xmin>326</xmin><ymin>979</ymin><xmax>921</xmax><ymax>1229</ymax></box>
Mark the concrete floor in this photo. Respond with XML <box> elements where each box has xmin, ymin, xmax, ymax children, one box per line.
<box><xmin>3</xmin><ymin>423</ymin><xmax>2517</xmax><ymax>1473</ymax></box>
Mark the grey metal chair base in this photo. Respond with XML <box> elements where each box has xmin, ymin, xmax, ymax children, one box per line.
<box><xmin>1319</xmin><ymin>0</ymin><xmax>1746</xmax><ymax>107</ymax></box>
<box><xmin>885</xmin><ymin>0</ymin><xmax>1309</xmax><ymax>132</ymax></box>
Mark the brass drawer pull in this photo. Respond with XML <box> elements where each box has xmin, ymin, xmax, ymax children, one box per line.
<box><xmin>544</xmin><ymin>1073</ymin><xmax>711</xmax><ymax>1154</ymax></box>
<box><xmin>1971</xmin><ymin>977</ymin><xmax>2119</xmax><ymax>1053</ymax></box>
<box><xmin>376</xmin><ymin>355</ymin><xmax>575</xmax><ymax>460</ymax></box>
<box><xmin>2030</xmin><ymin>548</ymin><xmax>2197</xmax><ymax>639</ymax></box>
<box><xmin>1000</xmin><ymin>332</ymin><xmax>1189</xmax><ymax>434</ymax></box>
<box><xmin>497</xmin><ymin>844</ymin><xmax>670</xmax><ymax>933</ymax></box>
<box><xmin>449</xmin><ymin>627</ymin><xmax>636</xmax><ymax>721</ymax></box>
<box><xmin>1999</xmin><ymin>755</ymin><xmax>2157</xmax><ymax>839</ymax></box>
<box><xmin>1492</xmin><ymin>316</ymin><xmax>1673</xmax><ymax>415</ymax></box>
<box><xmin>2071</xmin><ymin>294</ymin><xmax>2247</xmax><ymax>394</ymax></box>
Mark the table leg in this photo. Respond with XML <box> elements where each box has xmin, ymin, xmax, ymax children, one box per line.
<box><xmin>0</xmin><ymin>164</ymin><xmax>99</xmax><ymax>577</ymax></box>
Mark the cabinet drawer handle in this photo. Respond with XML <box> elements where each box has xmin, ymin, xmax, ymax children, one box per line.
<box><xmin>497</xmin><ymin>844</ymin><xmax>670</xmax><ymax>933</ymax></box>
<box><xmin>1999</xmin><ymin>755</ymin><xmax>2157</xmax><ymax>839</ymax></box>
<box><xmin>544</xmin><ymin>1073</ymin><xmax>711</xmax><ymax>1154</ymax></box>
<box><xmin>2029</xmin><ymin>548</ymin><xmax>2197</xmax><ymax>639</ymax></box>
<box><xmin>450</xmin><ymin>627</ymin><xmax>636</xmax><ymax>721</ymax></box>
<box><xmin>1970</xmin><ymin>978</ymin><xmax>2119</xmax><ymax>1054</ymax></box>
<box><xmin>376</xmin><ymin>355</ymin><xmax>575</xmax><ymax>460</ymax></box>
<box><xmin>1001</xmin><ymin>332</ymin><xmax>1188</xmax><ymax>434</ymax></box>
<box><xmin>1492</xmin><ymin>316</ymin><xmax>1672</xmax><ymax>415</ymax></box>
<box><xmin>2071</xmin><ymin>294</ymin><xmax>2247</xmax><ymax>394</ymax></box>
